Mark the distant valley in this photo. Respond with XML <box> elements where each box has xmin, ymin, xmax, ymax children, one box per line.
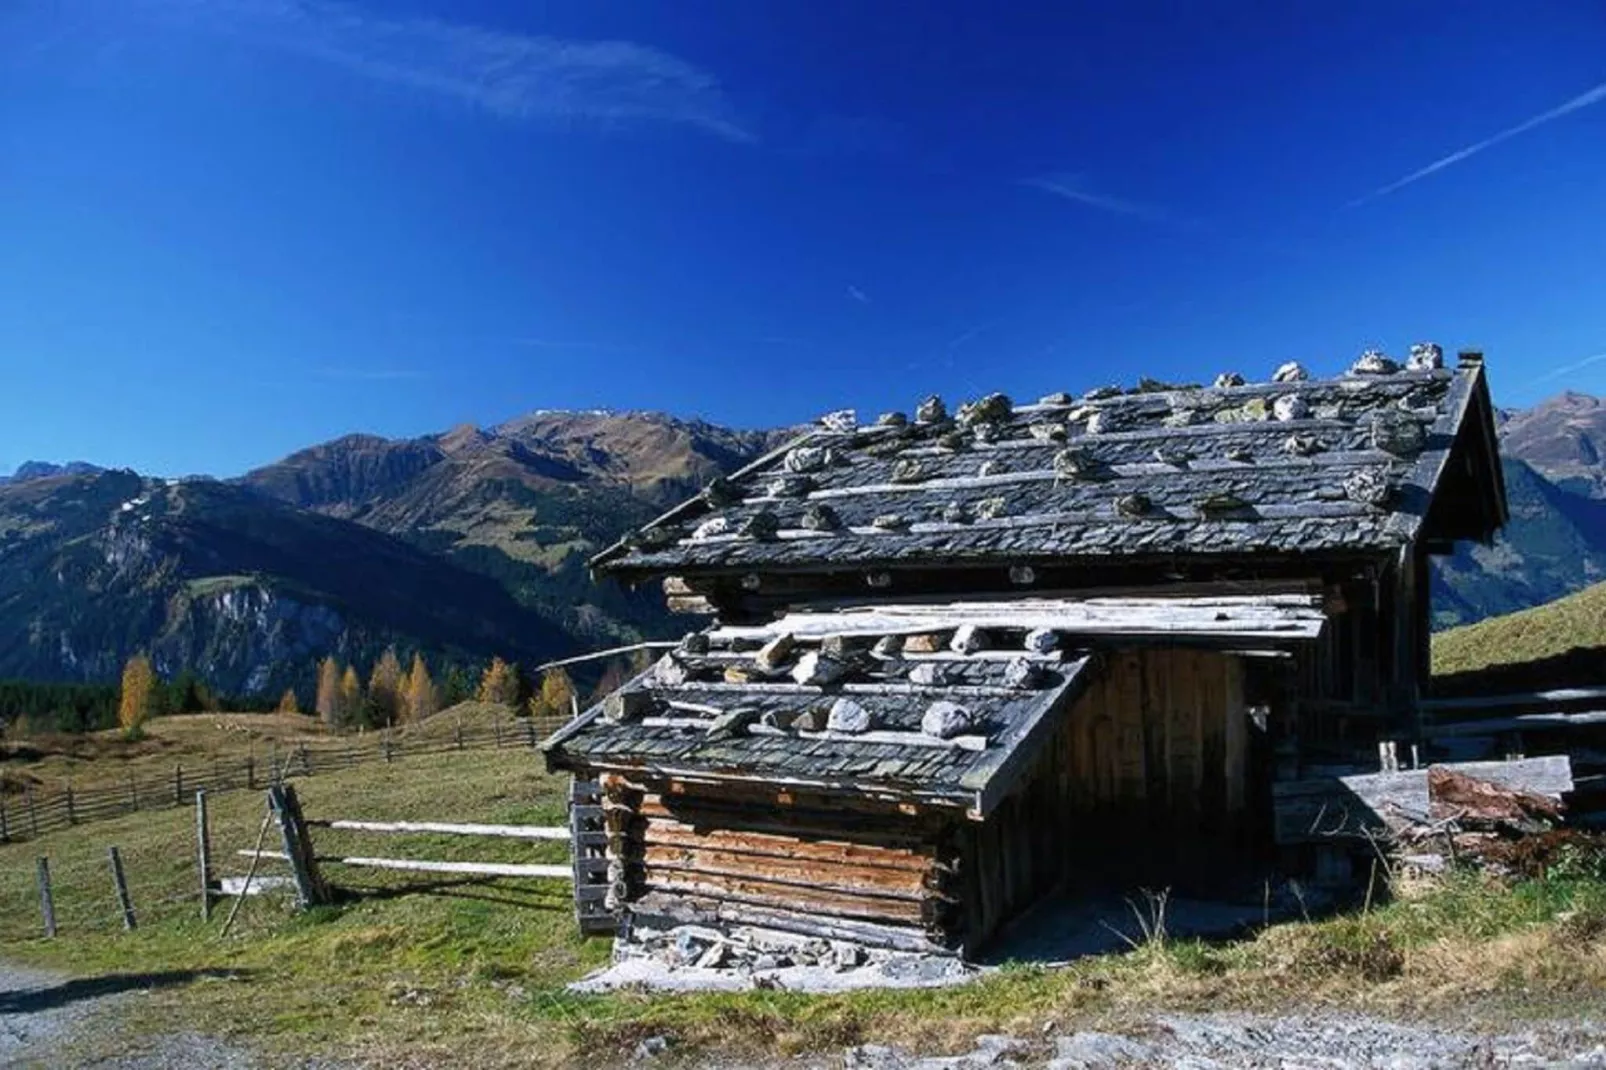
<box><xmin>2</xmin><ymin>391</ymin><xmax>1603</xmax><ymax>697</ymax></box>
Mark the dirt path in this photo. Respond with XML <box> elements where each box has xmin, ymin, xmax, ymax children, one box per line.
<box><xmin>0</xmin><ymin>962</ymin><xmax>307</xmax><ymax>1069</ymax></box>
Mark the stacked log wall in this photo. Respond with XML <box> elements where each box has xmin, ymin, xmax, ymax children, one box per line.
<box><xmin>600</xmin><ymin>773</ymin><xmax>963</xmax><ymax>950</ymax></box>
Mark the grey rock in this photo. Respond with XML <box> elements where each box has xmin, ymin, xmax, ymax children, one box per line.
<box><xmin>872</xmin><ymin>634</ymin><xmax>905</xmax><ymax>659</ymax></box>
<box><xmin>1273</xmin><ymin>394</ymin><xmax>1310</xmax><ymax>421</ymax></box>
<box><xmin>949</xmin><ymin>624</ymin><xmax>987</xmax><ymax>654</ymax></box>
<box><xmin>1023</xmin><ymin>627</ymin><xmax>1059</xmax><ymax>654</ymax></box>
<box><xmin>1351</xmin><ymin>348</ymin><xmax>1398</xmax><ymax>375</ymax></box>
<box><xmin>739</xmin><ymin>510</ymin><xmax>780</xmax><ymax>539</ymax></box>
<box><xmin>1003</xmin><ymin>657</ymin><xmax>1043</xmax><ymax>689</ymax></box>
<box><xmin>957</xmin><ymin>392</ymin><xmax>1013</xmax><ymax>427</ymax></box>
<box><xmin>692</xmin><ymin>515</ymin><xmax>729</xmax><ymax>540</ymax></box>
<box><xmin>1029</xmin><ymin>421</ymin><xmax>1067</xmax><ymax>441</ymax></box>
<box><xmin>678</xmin><ymin>631</ymin><xmax>709</xmax><ymax>655</ymax></box>
<box><xmin>827</xmin><ymin>696</ymin><xmax>874</xmax><ymax>733</ymax></box>
<box><xmin>785</xmin><ymin>445</ymin><xmax>830</xmax><ymax>472</ymax></box>
<box><xmin>1213</xmin><ymin>371</ymin><xmax>1245</xmax><ymax>388</ymax></box>
<box><xmin>1371</xmin><ymin>409</ymin><xmax>1427</xmax><ymax>456</ymax></box>
<box><xmin>1051</xmin><ymin>1031</ymin><xmax>1155</xmax><ymax>1069</ymax></box>
<box><xmin>634</xmin><ymin>1035</ymin><xmax>671</xmax><ymax>1060</ymax></box>
<box><xmin>1272</xmin><ymin>360</ymin><xmax>1310</xmax><ymax>382</ymax></box>
<box><xmin>922</xmin><ymin>700</ymin><xmax>974</xmax><ymax>738</ymax></box>
<box><xmin>819</xmin><ymin>409</ymin><xmax>858</xmax><ymax>433</ymax></box>
<box><xmin>767</xmin><ymin>473</ymin><xmax>814</xmax><ymax>498</ymax></box>
<box><xmin>1407</xmin><ymin>341</ymin><xmax>1444</xmax><ymax>370</ymax></box>
<box><xmin>942</xmin><ymin>501</ymin><xmax>973</xmax><ymax>524</ymax></box>
<box><xmin>878</xmin><ymin>411</ymin><xmax>909</xmax><ymax>428</ymax></box>
<box><xmin>916</xmin><ymin>395</ymin><xmax>948</xmax><ymax>424</ymax></box>
<box><xmin>892</xmin><ymin>458</ymin><xmax>927</xmax><ymax>483</ymax></box>
<box><xmin>1038</xmin><ymin>391</ymin><xmax>1074</xmax><ymax>405</ymax></box>
<box><xmin>793</xmin><ymin>652</ymin><xmax>848</xmax><ymax>686</ymax></box>
<box><xmin>803</xmin><ymin>502</ymin><xmax>842</xmax><ymax>531</ymax></box>
<box><xmin>907</xmin><ymin>662</ymin><xmax>952</xmax><ymax>686</ymax></box>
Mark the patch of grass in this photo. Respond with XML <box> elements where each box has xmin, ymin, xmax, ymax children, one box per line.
<box><xmin>1432</xmin><ymin>580</ymin><xmax>1606</xmax><ymax>678</ymax></box>
<box><xmin>6</xmin><ymin>753</ymin><xmax>1606</xmax><ymax>1067</ymax></box>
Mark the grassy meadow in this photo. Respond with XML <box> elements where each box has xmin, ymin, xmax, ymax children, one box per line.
<box><xmin>4</xmin><ymin>740</ymin><xmax>1606</xmax><ymax>1066</ymax></box>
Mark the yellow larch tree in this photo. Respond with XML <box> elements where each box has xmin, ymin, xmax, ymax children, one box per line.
<box><xmin>404</xmin><ymin>653</ymin><xmax>438</xmax><ymax>724</ymax></box>
<box><xmin>477</xmin><ymin>656</ymin><xmax>520</xmax><ymax>707</ymax></box>
<box><xmin>315</xmin><ymin>656</ymin><xmax>342</xmax><ymax>725</ymax></box>
<box><xmin>338</xmin><ymin>666</ymin><xmax>362</xmax><ymax>731</ymax></box>
<box><xmin>368</xmin><ymin>647</ymin><xmax>404</xmax><ymax>726</ymax></box>
<box><xmin>118</xmin><ymin>653</ymin><xmax>156</xmax><ymax>739</ymax></box>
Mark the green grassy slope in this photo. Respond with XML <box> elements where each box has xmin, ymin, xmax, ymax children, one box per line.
<box><xmin>1432</xmin><ymin>580</ymin><xmax>1606</xmax><ymax>681</ymax></box>
<box><xmin>4</xmin><ymin>750</ymin><xmax>1606</xmax><ymax>1066</ymax></box>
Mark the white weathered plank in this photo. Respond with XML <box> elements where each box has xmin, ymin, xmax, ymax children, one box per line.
<box><xmin>1421</xmin><ymin>687</ymin><xmax>1606</xmax><ymax>713</ymax></box>
<box><xmin>324</xmin><ymin>856</ymin><xmax>573</xmax><ymax>879</ymax></box>
<box><xmin>1271</xmin><ymin>755</ymin><xmax>1574</xmax><ymax>845</ymax></box>
<box><xmin>310</xmin><ymin>819</ymin><xmax>571</xmax><ymax>841</ymax></box>
<box><xmin>748</xmin><ymin>722</ymin><xmax>989</xmax><ymax>752</ymax></box>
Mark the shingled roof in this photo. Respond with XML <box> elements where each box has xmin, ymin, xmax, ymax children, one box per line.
<box><xmin>591</xmin><ymin>347</ymin><xmax>1505</xmax><ymax>582</ymax></box>
<box><xmin>544</xmin><ymin>593</ymin><xmax>1329</xmax><ymax>813</ymax></box>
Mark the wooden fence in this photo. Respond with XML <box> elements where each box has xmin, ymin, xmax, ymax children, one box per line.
<box><xmin>0</xmin><ymin>714</ymin><xmax>568</xmax><ymax>846</ymax></box>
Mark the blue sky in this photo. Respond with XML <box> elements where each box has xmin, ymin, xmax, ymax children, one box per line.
<box><xmin>1</xmin><ymin>1</ymin><xmax>1603</xmax><ymax>477</ymax></box>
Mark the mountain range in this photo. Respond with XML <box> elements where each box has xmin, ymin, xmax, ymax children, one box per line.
<box><xmin>2</xmin><ymin>393</ymin><xmax>1602</xmax><ymax>697</ymax></box>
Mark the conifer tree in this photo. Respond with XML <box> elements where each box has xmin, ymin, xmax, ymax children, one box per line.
<box><xmin>368</xmin><ymin>647</ymin><xmax>404</xmax><ymax>726</ymax></box>
<box><xmin>315</xmin><ymin>656</ymin><xmax>342</xmax><ymax>725</ymax></box>
<box><xmin>338</xmin><ymin>666</ymin><xmax>362</xmax><ymax>731</ymax></box>
<box><xmin>277</xmin><ymin>688</ymin><xmax>300</xmax><ymax>714</ymax></box>
<box><xmin>477</xmin><ymin>656</ymin><xmax>520</xmax><ymax>707</ymax></box>
<box><xmin>404</xmin><ymin>653</ymin><xmax>438</xmax><ymax>723</ymax></box>
<box><xmin>118</xmin><ymin>653</ymin><xmax>156</xmax><ymax>739</ymax></box>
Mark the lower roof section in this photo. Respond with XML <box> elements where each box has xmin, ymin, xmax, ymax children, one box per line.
<box><xmin>545</xmin><ymin>593</ymin><xmax>1327</xmax><ymax>816</ymax></box>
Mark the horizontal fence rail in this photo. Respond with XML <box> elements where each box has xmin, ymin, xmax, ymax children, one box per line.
<box><xmin>0</xmin><ymin>714</ymin><xmax>568</xmax><ymax>846</ymax></box>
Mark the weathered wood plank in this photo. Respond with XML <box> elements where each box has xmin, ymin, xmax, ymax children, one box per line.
<box><xmin>642</xmin><ymin>816</ymin><xmax>937</xmax><ymax>872</ymax></box>
<box><xmin>311</xmin><ymin>819</ymin><xmax>571</xmax><ymax>841</ymax></box>
<box><xmin>641</xmin><ymin>872</ymin><xmax>929</xmax><ymax>924</ymax></box>
<box><xmin>642</xmin><ymin>845</ymin><xmax>929</xmax><ymax>898</ymax></box>
<box><xmin>1271</xmin><ymin>755</ymin><xmax>1574</xmax><ymax>845</ymax></box>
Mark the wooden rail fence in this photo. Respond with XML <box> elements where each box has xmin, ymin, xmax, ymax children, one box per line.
<box><xmin>234</xmin><ymin>782</ymin><xmax>611</xmax><ymax>933</ymax></box>
<box><xmin>0</xmin><ymin>714</ymin><xmax>567</xmax><ymax>846</ymax></box>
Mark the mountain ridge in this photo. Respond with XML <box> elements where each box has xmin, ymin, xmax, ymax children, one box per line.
<box><xmin>3</xmin><ymin>392</ymin><xmax>1602</xmax><ymax>696</ymax></box>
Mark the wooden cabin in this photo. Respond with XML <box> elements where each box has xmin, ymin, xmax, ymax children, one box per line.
<box><xmin>545</xmin><ymin>346</ymin><xmax>1507</xmax><ymax>957</ymax></box>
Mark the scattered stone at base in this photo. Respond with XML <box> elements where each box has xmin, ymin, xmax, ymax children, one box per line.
<box><xmin>633</xmin><ymin>1035</ymin><xmax>670</xmax><ymax>1060</ymax></box>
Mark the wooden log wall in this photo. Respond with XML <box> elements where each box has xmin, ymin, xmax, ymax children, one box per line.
<box><xmin>599</xmin><ymin>773</ymin><xmax>963</xmax><ymax>950</ymax></box>
<box><xmin>1049</xmin><ymin>649</ymin><xmax>1250</xmax><ymax>879</ymax></box>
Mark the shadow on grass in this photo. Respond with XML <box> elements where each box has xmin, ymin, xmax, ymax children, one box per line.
<box><xmin>336</xmin><ymin>876</ymin><xmax>572</xmax><ymax>912</ymax></box>
<box><xmin>0</xmin><ymin>968</ymin><xmax>251</xmax><ymax>1015</ymax></box>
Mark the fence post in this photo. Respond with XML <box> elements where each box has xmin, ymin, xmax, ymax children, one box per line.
<box><xmin>65</xmin><ymin>780</ymin><xmax>76</xmax><ymax>826</ymax></box>
<box><xmin>1</xmin><ymin>790</ymin><xmax>9</xmax><ymax>843</ymax></box>
<box><xmin>196</xmin><ymin>790</ymin><xmax>212</xmax><ymax>922</ymax></box>
<box><xmin>455</xmin><ymin>720</ymin><xmax>464</xmax><ymax>750</ymax></box>
<box><xmin>26</xmin><ymin>784</ymin><xmax>38</xmax><ymax>839</ymax></box>
<box><xmin>298</xmin><ymin>743</ymin><xmax>310</xmax><ymax>776</ymax></box>
<box><xmin>128</xmin><ymin>770</ymin><xmax>140</xmax><ymax>813</ymax></box>
<box><xmin>525</xmin><ymin>719</ymin><xmax>536</xmax><ymax>748</ymax></box>
<box><xmin>174</xmin><ymin>765</ymin><xmax>184</xmax><ymax>805</ymax></box>
<box><xmin>246</xmin><ymin>756</ymin><xmax>256</xmax><ymax>790</ymax></box>
<box><xmin>108</xmin><ymin>846</ymin><xmax>136</xmax><ymax>930</ymax></box>
<box><xmin>382</xmin><ymin>731</ymin><xmax>393</xmax><ymax>763</ymax></box>
<box><xmin>36</xmin><ymin>858</ymin><xmax>56</xmax><ymax>937</ymax></box>
<box><xmin>493</xmin><ymin>721</ymin><xmax>502</xmax><ymax>749</ymax></box>
<box><xmin>268</xmin><ymin>785</ymin><xmax>329</xmax><ymax>908</ymax></box>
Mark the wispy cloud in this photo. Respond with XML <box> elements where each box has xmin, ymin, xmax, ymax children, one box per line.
<box><xmin>945</xmin><ymin>321</ymin><xmax>992</xmax><ymax>351</ymax></box>
<box><xmin>846</xmin><ymin>285</ymin><xmax>871</xmax><ymax>305</ymax></box>
<box><xmin>1023</xmin><ymin>174</ymin><xmax>1167</xmax><ymax>222</ymax></box>
<box><xmin>140</xmin><ymin>0</ymin><xmax>752</xmax><ymax>142</ymax></box>
<box><xmin>1527</xmin><ymin>350</ymin><xmax>1606</xmax><ymax>388</ymax></box>
<box><xmin>1350</xmin><ymin>80</ymin><xmax>1606</xmax><ymax>206</ymax></box>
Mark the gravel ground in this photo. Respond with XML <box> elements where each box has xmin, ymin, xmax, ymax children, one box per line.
<box><xmin>820</xmin><ymin>1013</ymin><xmax>1606</xmax><ymax>1069</ymax></box>
<box><xmin>0</xmin><ymin>962</ymin><xmax>340</xmax><ymax>1069</ymax></box>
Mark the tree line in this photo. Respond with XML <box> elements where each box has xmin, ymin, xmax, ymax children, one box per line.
<box><xmin>3</xmin><ymin>645</ymin><xmax>653</xmax><ymax>740</ymax></box>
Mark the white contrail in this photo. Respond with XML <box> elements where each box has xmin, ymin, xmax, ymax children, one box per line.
<box><xmin>1351</xmin><ymin>80</ymin><xmax>1606</xmax><ymax>206</ymax></box>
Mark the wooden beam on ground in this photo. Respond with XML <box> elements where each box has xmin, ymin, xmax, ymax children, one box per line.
<box><xmin>1271</xmin><ymin>755</ymin><xmax>1574</xmax><ymax>845</ymax></box>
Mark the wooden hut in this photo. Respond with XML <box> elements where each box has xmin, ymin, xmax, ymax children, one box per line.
<box><xmin>545</xmin><ymin>346</ymin><xmax>1507</xmax><ymax>957</ymax></box>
